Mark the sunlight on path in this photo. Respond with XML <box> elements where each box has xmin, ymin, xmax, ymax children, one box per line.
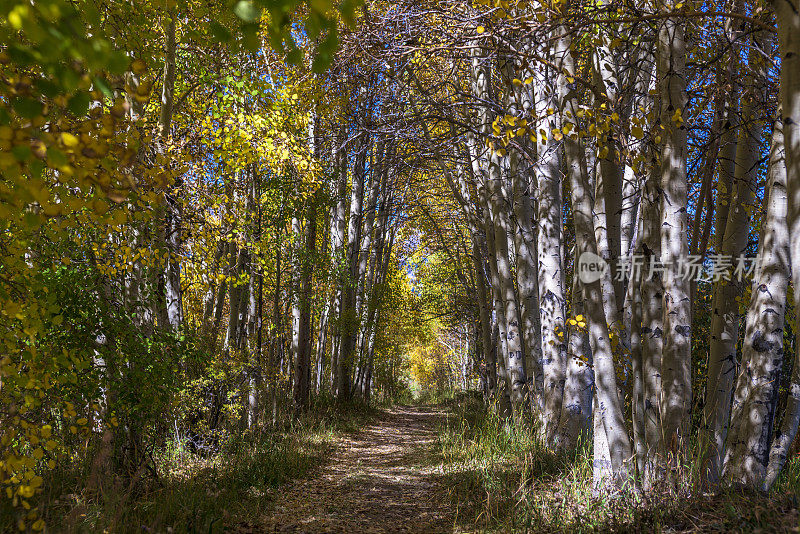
<box><xmin>249</xmin><ymin>406</ymin><xmax>457</xmax><ymax>533</ymax></box>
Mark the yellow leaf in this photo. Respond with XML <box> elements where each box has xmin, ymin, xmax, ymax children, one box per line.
<box><xmin>60</xmin><ymin>133</ymin><xmax>79</xmax><ymax>148</ymax></box>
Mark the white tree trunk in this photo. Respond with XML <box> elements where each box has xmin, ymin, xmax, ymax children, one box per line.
<box><xmin>535</xmin><ymin>58</ymin><xmax>567</xmax><ymax>439</ymax></box>
<box><xmin>564</xmin><ymin>98</ymin><xmax>633</xmax><ymax>487</ymax></box>
<box><xmin>764</xmin><ymin>0</ymin><xmax>800</xmax><ymax>489</ymax></box>
<box><xmin>725</xmin><ymin>88</ymin><xmax>788</xmax><ymax>487</ymax></box>
<box><xmin>657</xmin><ymin>6</ymin><xmax>692</xmax><ymax>463</ymax></box>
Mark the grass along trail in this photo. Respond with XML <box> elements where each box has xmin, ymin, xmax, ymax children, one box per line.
<box><xmin>250</xmin><ymin>405</ymin><xmax>458</xmax><ymax>533</ymax></box>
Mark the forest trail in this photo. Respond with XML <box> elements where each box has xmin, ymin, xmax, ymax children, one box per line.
<box><xmin>251</xmin><ymin>405</ymin><xmax>459</xmax><ymax>533</ymax></box>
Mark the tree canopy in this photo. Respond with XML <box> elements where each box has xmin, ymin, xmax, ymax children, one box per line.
<box><xmin>3</xmin><ymin>0</ymin><xmax>800</xmax><ymax>530</ymax></box>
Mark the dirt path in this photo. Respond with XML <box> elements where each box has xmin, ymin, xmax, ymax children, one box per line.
<box><xmin>256</xmin><ymin>405</ymin><xmax>457</xmax><ymax>533</ymax></box>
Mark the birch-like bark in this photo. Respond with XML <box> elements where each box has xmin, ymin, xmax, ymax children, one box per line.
<box><xmin>591</xmin><ymin>21</ymin><xmax>625</xmax><ymax>325</ymax></box>
<box><xmin>566</xmin><ymin>132</ymin><xmax>632</xmax><ymax>485</ymax></box>
<box><xmin>487</xmin><ymin>150</ymin><xmax>526</xmax><ymax>407</ymax></box>
<box><xmin>293</xmin><ymin>198</ymin><xmax>316</xmax><ymax>412</ymax></box>
<box><xmin>657</xmin><ymin>6</ymin><xmax>692</xmax><ymax>462</ymax></box>
<box><xmin>554</xmin><ymin>262</ymin><xmax>593</xmax><ymax>450</ymax></box>
<box><xmin>469</xmin><ymin>42</ymin><xmax>513</xmax><ymax>412</ymax></box>
<box><xmin>766</xmin><ymin>357</ymin><xmax>800</xmax><ymax>489</ymax></box>
<box><xmin>699</xmin><ymin>0</ymin><xmax>746</xmax><ymax>486</ymax></box>
<box><xmin>455</xmin><ymin>141</ymin><xmax>497</xmax><ymax>401</ymax></box>
<box><xmin>289</xmin><ymin>213</ymin><xmax>303</xmax><ymax>404</ymax></box>
<box><xmin>704</xmin><ymin>29</ymin><xmax>768</xmax><ymax>485</ymax></box>
<box><xmin>225</xmin><ymin>207</ymin><xmax>250</xmax><ymax>353</ymax></box>
<box><xmin>315</xmin><ymin>213</ymin><xmax>331</xmax><ymax>394</ymax></box>
<box><xmin>293</xmin><ymin>114</ymin><xmax>319</xmax><ymax>412</ymax></box>
<box><xmin>564</xmin><ymin>86</ymin><xmax>633</xmax><ymax>486</ymax></box>
<box><xmin>630</xmin><ymin>219</ymin><xmax>645</xmax><ymax>479</ymax></box>
<box><xmin>534</xmin><ymin>60</ymin><xmax>567</xmax><ymax>437</ymax></box>
<box><xmin>160</xmin><ymin>14</ymin><xmax>183</xmax><ymax>330</ymax></box>
<box><xmin>484</xmin><ymin>188</ymin><xmax>513</xmax><ymax>415</ymax></box>
<box><xmin>505</xmin><ymin>53</ymin><xmax>543</xmax><ymax>408</ymax></box>
<box><xmin>763</xmin><ymin>0</ymin><xmax>800</xmax><ymax>488</ymax></box>
<box><xmin>202</xmin><ymin>240</ymin><xmax>226</xmax><ymax>333</ymax></box>
<box><xmin>336</xmin><ymin>134</ymin><xmax>367</xmax><ymax>400</ymax></box>
<box><xmin>725</xmin><ymin>87</ymin><xmax>788</xmax><ymax>487</ymax></box>
<box><xmin>639</xmin><ymin>147</ymin><xmax>664</xmax><ymax>485</ymax></box>
<box><xmin>353</xmin><ymin>144</ymin><xmax>387</xmax><ymax>390</ymax></box>
<box><xmin>474</xmin><ymin>239</ymin><xmax>496</xmax><ymax>400</ymax></box>
<box><xmin>713</xmin><ymin>1</ymin><xmax>743</xmax><ymax>255</ymax></box>
<box><xmin>425</xmin><ymin>118</ymin><xmax>496</xmax><ymax>402</ymax></box>
<box><xmin>328</xmin><ymin>124</ymin><xmax>349</xmax><ymax>394</ymax></box>
<box><xmin>621</xmin><ymin>165</ymin><xmax>640</xmax><ymax>260</ymax></box>
<box><xmin>485</xmin><ymin>56</ymin><xmax>526</xmax><ymax>407</ymax></box>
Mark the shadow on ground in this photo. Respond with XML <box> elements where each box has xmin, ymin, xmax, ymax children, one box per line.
<box><xmin>248</xmin><ymin>405</ymin><xmax>459</xmax><ymax>533</ymax></box>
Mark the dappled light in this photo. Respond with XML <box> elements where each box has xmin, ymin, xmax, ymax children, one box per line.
<box><xmin>4</xmin><ymin>0</ymin><xmax>800</xmax><ymax>532</ymax></box>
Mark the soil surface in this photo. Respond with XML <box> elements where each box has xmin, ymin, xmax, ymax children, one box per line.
<box><xmin>254</xmin><ymin>405</ymin><xmax>459</xmax><ymax>533</ymax></box>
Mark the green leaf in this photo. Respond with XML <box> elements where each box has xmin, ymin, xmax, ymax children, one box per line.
<box><xmin>67</xmin><ymin>92</ymin><xmax>90</xmax><ymax>116</ymax></box>
<box><xmin>7</xmin><ymin>44</ymin><xmax>34</xmax><ymax>66</ymax></box>
<box><xmin>92</xmin><ymin>76</ymin><xmax>113</xmax><ymax>99</ymax></box>
<box><xmin>12</xmin><ymin>97</ymin><xmax>43</xmax><ymax>119</ymax></box>
<box><xmin>35</xmin><ymin>79</ymin><xmax>59</xmax><ymax>97</ymax></box>
<box><xmin>46</xmin><ymin>147</ymin><xmax>68</xmax><ymax>167</ymax></box>
<box><xmin>29</xmin><ymin>159</ymin><xmax>44</xmax><ymax>178</ymax></box>
<box><xmin>12</xmin><ymin>144</ymin><xmax>31</xmax><ymax>161</ymax></box>
<box><xmin>107</xmin><ymin>51</ymin><xmax>129</xmax><ymax>75</ymax></box>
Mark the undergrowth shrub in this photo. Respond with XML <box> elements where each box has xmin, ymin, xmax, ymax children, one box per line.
<box><xmin>437</xmin><ymin>397</ymin><xmax>800</xmax><ymax>533</ymax></box>
<box><xmin>0</xmin><ymin>400</ymin><xmax>376</xmax><ymax>533</ymax></box>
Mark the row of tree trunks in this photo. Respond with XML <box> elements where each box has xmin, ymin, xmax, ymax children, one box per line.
<box><xmin>700</xmin><ymin>0</ymin><xmax>745</xmax><ymax>485</ymax></box>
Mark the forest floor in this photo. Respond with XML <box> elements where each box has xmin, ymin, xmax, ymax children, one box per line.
<box><xmin>234</xmin><ymin>399</ymin><xmax>800</xmax><ymax>533</ymax></box>
<box><xmin>243</xmin><ymin>405</ymin><xmax>462</xmax><ymax>533</ymax></box>
<box><xmin>30</xmin><ymin>399</ymin><xmax>800</xmax><ymax>532</ymax></box>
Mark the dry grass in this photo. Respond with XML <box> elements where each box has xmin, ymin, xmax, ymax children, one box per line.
<box><xmin>0</xmin><ymin>400</ymin><xmax>377</xmax><ymax>533</ymax></box>
<box><xmin>435</xmin><ymin>396</ymin><xmax>800</xmax><ymax>533</ymax></box>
